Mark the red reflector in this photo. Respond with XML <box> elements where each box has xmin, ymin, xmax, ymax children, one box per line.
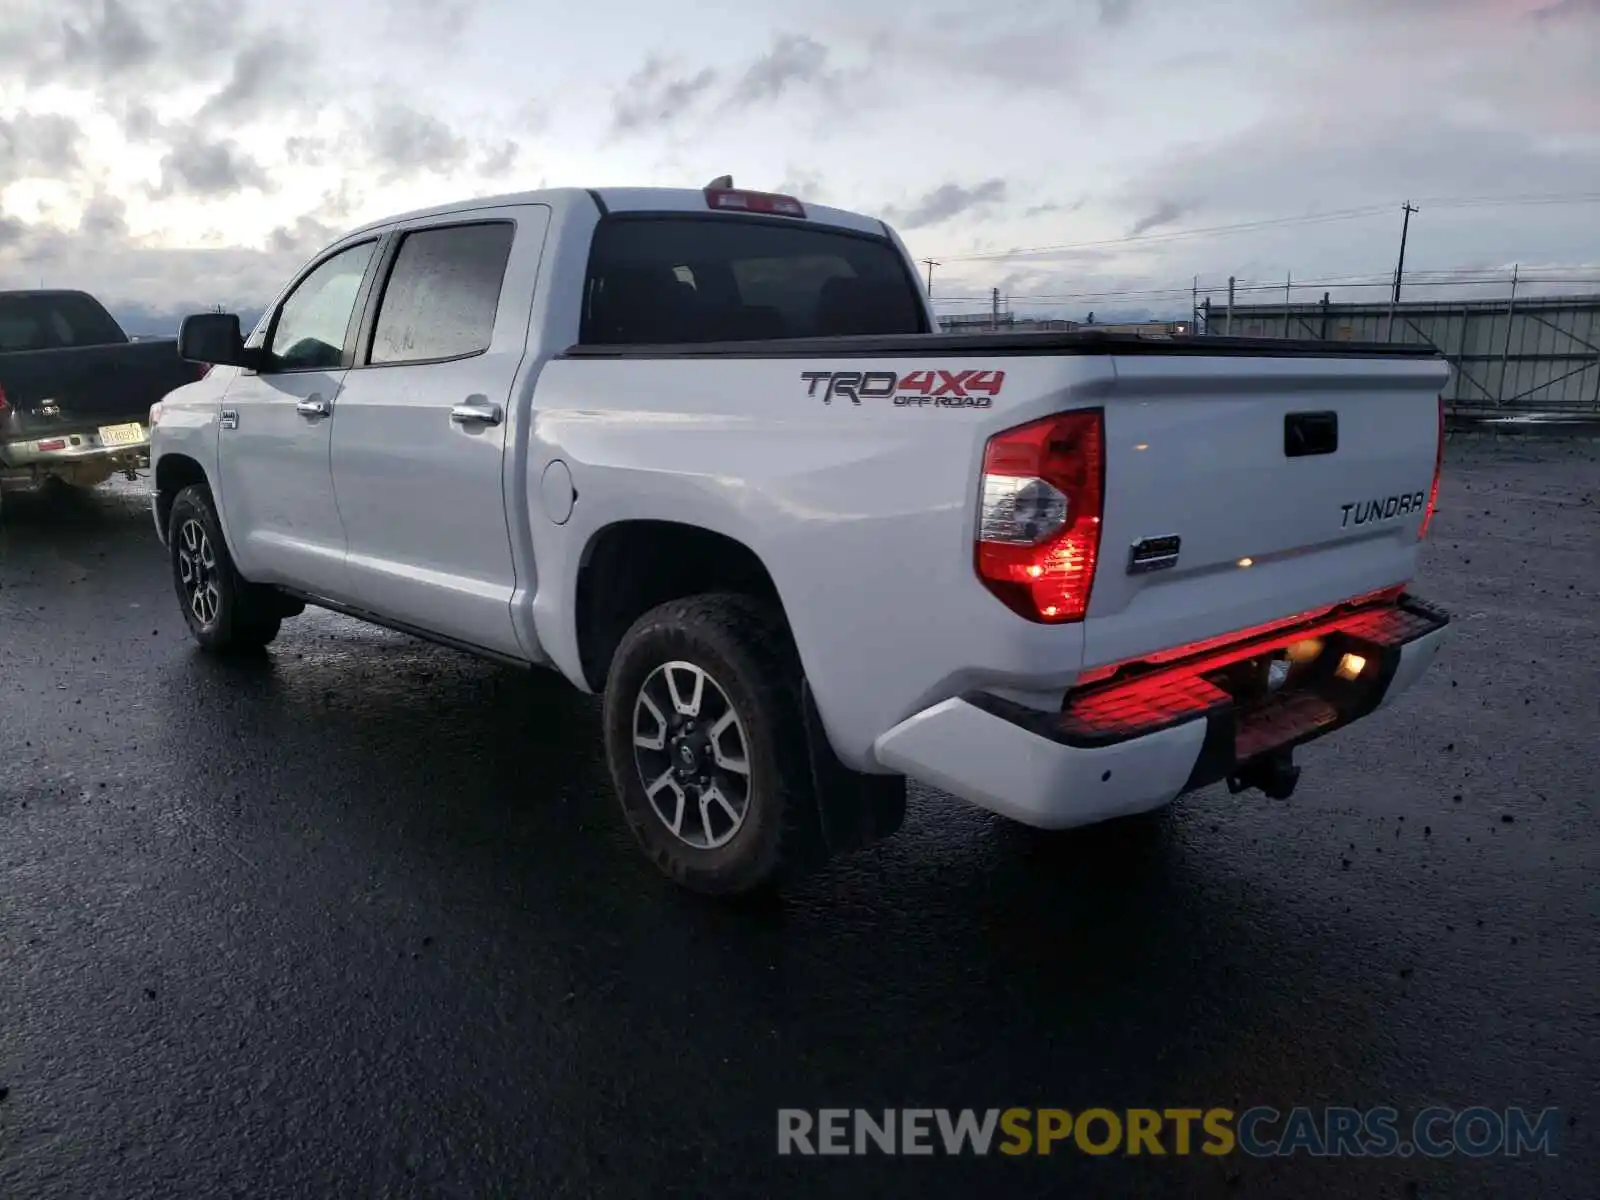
<box><xmin>0</xmin><ymin>382</ymin><xmax>9</xmax><ymax>414</ymax></box>
<box><xmin>975</xmin><ymin>409</ymin><xmax>1105</xmax><ymax>624</ymax></box>
<box><xmin>1419</xmin><ymin>396</ymin><xmax>1444</xmax><ymax>540</ymax></box>
<box><xmin>704</xmin><ymin>188</ymin><xmax>806</xmax><ymax>218</ymax></box>
<box><xmin>1075</xmin><ymin>584</ymin><xmax>1409</xmax><ymax>687</ymax></box>
<box><xmin>37</xmin><ymin>438</ymin><xmax>67</xmax><ymax>451</ymax></box>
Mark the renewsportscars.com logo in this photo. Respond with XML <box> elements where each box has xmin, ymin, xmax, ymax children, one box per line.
<box><xmin>777</xmin><ymin>1106</ymin><xmax>1564</xmax><ymax>1158</ymax></box>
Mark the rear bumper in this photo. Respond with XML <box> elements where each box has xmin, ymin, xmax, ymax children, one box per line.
<box><xmin>1</xmin><ymin>425</ymin><xmax>149</xmax><ymax>478</ymax></box>
<box><xmin>872</xmin><ymin>592</ymin><xmax>1450</xmax><ymax>830</ymax></box>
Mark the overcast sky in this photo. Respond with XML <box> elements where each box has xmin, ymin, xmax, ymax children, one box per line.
<box><xmin>2</xmin><ymin>0</ymin><xmax>1597</xmax><ymax>324</ymax></box>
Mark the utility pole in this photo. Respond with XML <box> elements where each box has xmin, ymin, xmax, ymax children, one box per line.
<box><xmin>1225</xmin><ymin>276</ymin><xmax>1236</xmax><ymax>336</ymax></box>
<box><xmin>1498</xmin><ymin>264</ymin><xmax>1519</xmax><ymax>407</ymax></box>
<box><xmin>1191</xmin><ymin>275</ymin><xmax>1198</xmax><ymax>333</ymax></box>
<box><xmin>990</xmin><ymin>287</ymin><xmax>999</xmax><ymax>331</ymax></box>
<box><xmin>1392</xmin><ymin>202</ymin><xmax>1418</xmax><ymax>303</ymax></box>
<box><xmin>921</xmin><ymin>258</ymin><xmax>940</xmax><ymax>298</ymax></box>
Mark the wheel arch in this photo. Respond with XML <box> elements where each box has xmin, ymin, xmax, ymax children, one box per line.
<box><xmin>574</xmin><ymin>518</ymin><xmax>788</xmax><ymax>694</ymax></box>
<box><xmin>153</xmin><ymin>453</ymin><xmax>212</xmax><ymax>540</ymax></box>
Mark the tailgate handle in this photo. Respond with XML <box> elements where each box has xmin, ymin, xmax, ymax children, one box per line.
<box><xmin>1285</xmin><ymin>411</ymin><xmax>1338</xmax><ymax>457</ymax></box>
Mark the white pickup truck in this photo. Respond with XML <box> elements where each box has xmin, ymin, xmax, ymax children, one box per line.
<box><xmin>149</xmin><ymin>181</ymin><xmax>1451</xmax><ymax>896</ymax></box>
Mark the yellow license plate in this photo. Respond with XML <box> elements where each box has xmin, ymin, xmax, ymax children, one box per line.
<box><xmin>99</xmin><ymin>422</ymin><xmax>146</xmax><ymax>447</ymax></box>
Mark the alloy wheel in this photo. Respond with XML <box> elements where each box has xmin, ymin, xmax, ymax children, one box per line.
<box><xmin>631</xmin><ymin>660</ymin><xmax>752</xmax><ymax>850</ymax></box>
<box><xmin>176</xmin><ymin>518</ymin><xmax>221</xmax><ymax>627</ymax></box>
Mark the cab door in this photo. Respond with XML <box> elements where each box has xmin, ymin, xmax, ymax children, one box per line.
<box><xmin>330</xmin><ymin>208</ymin><xmax>548</xmax><ymax>658</ymax></box>
<box><xmin>216</xmin><ymin>237</ymin><xmax>382</xmax><ymax>602</ymax></box>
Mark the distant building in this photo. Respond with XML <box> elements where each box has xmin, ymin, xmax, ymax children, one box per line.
<box><xmin>1080</xmin><ymin>319</ymin><xmax>1193</xmax><ymax>337</ymax></box>
<box><xmin>938</xmin><ymin>312</ymin><xmax>1080</xmax><ymax>334</ymax></box>
<box><xmin>1201</xmin><ymin>292</ymin><xmax>1600</xmax><ymax>414</ymax></box>
<box><xmin>938</xmin><ymin>312</ymin><xmax>1192</xmax><ymax>337</ymax></box>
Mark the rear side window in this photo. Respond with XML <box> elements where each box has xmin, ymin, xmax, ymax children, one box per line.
<box><xmin>580</xmin><ymin>216</ymin><xmax>928</xmax><ymax>345</ymax></box>
<box><xmin>0</xmin><ymin>292</ymin><xmax>125</xmax><ymax>351</ymax></box>
<box><xmin>369</xmin><ymin>222</ymin><xmax>515</xmax><ymax>365</ymax></box>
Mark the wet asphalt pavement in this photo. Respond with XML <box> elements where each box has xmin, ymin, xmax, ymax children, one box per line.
<box><xmin>2</xmin><ymin>437</ymin><xmax>1597</xmax><ymax>1199</ymax></box>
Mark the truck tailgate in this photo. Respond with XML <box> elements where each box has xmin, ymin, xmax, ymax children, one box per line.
<box><xmin>0</xmin><ymin>339</ymin><xmax>199</xmax><ymax>438</ymax></box>
<box><xmin>1083</xmin><ymin>351</ymin><xmax>1450</xmax><ymax>669</ymax></box>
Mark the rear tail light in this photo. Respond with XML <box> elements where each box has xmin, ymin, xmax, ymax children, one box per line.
<box><xmin>0</xmin><ymin>381</ymin><xmax>9</xmax><ymax>414</ymax></box>
<box><xmin>149</xmin><ymin>401</ymin><xmax>164</xmax><ymax>427</ymax></box>
<box><xmin>975</xmin><ymin>409</ymin><xmax>1105</xmax><ymax>623</ymax></box>
<box><xmin>199</xmin><ymin>364</ymin><xmax>213</xmax><ymax>379</ymax></box>
<box><xmin>704</xmin><ymin>187</ymin><xmax>806</xmax><ymax>218</ymax></box>
<box><xmin>1419</xmin><ymin>396</ymin><xmax>1444</xmax><ymax>540</ymax></box>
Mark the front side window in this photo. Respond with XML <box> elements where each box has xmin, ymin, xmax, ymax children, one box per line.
<box><xmin>267</xmin><ymin>240</ymin><xmax>377</xmax><ymax>371</ymax></box>
<box><xmin>369</xmin><ymin>222</ymin><xmax>515</xmax><ymax>365</ymax></box>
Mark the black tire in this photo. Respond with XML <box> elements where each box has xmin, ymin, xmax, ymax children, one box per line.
<box><xmin>167</xmin><ymin>484</ymin><xmax>282</xmax><ymax>653</ymax></box>
<box><xmin>602</xmin><ymin>593</ymin><xmax>820</xmax><ymax>896</ymax></box>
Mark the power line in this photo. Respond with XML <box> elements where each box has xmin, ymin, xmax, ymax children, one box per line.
<box><xmin>932</xmin><ymin>191</ymin><xmax>1600</xmax><ymax>264</ymax></box>
<box><xmin>926</xmin><ymin>271</ymin><xmax>1600</xmax><ymax>309</ymax></box>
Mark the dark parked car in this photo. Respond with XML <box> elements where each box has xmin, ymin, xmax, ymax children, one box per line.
<box><xmin>1</xmin><ymin>289</ymin><xmax>204</xmax><ymax>507</ymax></box>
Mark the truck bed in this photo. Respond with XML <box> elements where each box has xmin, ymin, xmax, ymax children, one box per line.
<box><xmin>559</xmin><ymin>329</ymin><xmax>1441</xmax><ymax>360</ymax></box>
<box><xmin>1</xmin><ymin>338</ymin><xmax>200</xmax><ymax>440</ymax></box>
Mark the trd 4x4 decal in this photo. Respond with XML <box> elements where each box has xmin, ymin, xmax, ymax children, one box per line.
<box><xmin>800</xmin><ymin>369</ymin><xmax>1005</xmax><ymax>408</ymax></box>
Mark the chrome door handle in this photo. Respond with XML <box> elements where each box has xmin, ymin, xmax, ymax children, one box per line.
<box><xmin>296</xmin><ymin>395</ymin><xmax>331</xmax><ymax>418</ymax></box>
<box><xmin>450</xmin><ymin>401</ymin><xmax>503</xmax><ymax>427</ymax></box>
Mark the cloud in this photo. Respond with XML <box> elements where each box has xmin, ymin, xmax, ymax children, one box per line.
<box><xmin>362</xmin><ymin>103</ymin><xmax>471</xmax><ymax>180</ymax></box>
<box><xmin>78</xmin><ymin>192</ymin><xmax>129</xmax><ymax>240</ymax></box>
<box><xmin>152</xmin><ymin>131</ymin><xmax>272</xmax><ymax>198</ymax></box>
<box><xmin>776</xmin><ymin>170</ymin><xmax>828</xmax><ymax>202</ymax></box>
<box><xmin>117</xmin><ymin>100</ymin><xmax>165</xmax><ymax>142</ymax></box>
<box><xmin>1025</xmin><ymin>198</ymin><xmax>1087</xmax><ymax>218</ymax></box>
<box><xmin>268</xmin><ymin>214</ymin><xmax>341</xmax><ymax>257</ymax></box>
<box><xmin>612</xmin><ymin>34</ymin><xmax>858</xmax><ymax>136</ymax></box>
<box><xmin>1127</xmin><ymin>200</ymin><xmax>1190</xmax><ymax>238</ymax></box>
<box><xmin>0</xmin><ymin>112</ymin><xmax>84</xmax><ymax>186</ymax></box>
<box><xmin>197</xmin><ymin>34</ymin><xmax>312</xmax><ymax>126</ymax></box>
<box><xmin>853</xmin><ymin>1</ymin><xmax>1127</xmax><ymax>93</ymax></box>
<box><xmin>42</xmin><ymin>0</ymin><xmax>161</xmax><ymax>80</ymax></box>
<box><xmin>11</xmin><ymin>0</ymin><xmax>272</xmax><ymax>95</ymax></box>
<box><xmin>1096</xmin><ymin>0</ymin><xmax>1135</xmax><ymax>27</ymax></box>
<box><xmin>729</xmin><ymin>34</ymin><xmax>834</xmax><ymax>105</ymax></box>
<box><xmin>610</xmin><ymin>57</ymin><xmax>719</xmax><ymax>134</ymax></box>
<box><xmin>478</xmin><ymin>140</ymin><xmax>520</xmax><ymax>178</ymax></box>
<box><xmin>286</xmin><ymin>136</ymin><xmax>334</xmax><ymax>168</ymax></box>
<box><xmin>884</xmin><ymin>179</ymin><xmax>1009</xmax><ymax>230</ymax></box>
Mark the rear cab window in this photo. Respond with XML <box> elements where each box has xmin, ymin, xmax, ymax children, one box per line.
<box><xmin>579</xmin><ymin>216</ymin><xmax>929</xmax><ymax>345</ymax></box>
<box><xmin>368</xmin><ymin>222</ymin><xmax>516</xmax><ymax>365</ymax></box>
<box><xmin>0</xmin><ymin>292</ymin><xmax>126</xmax><ymax>352</ymax></box>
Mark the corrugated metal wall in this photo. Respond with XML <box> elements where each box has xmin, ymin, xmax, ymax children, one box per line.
<box><xmin>1204</xmin><ymin>295</ymin><xmax>1600</xmax><ymax>413</ymax></box>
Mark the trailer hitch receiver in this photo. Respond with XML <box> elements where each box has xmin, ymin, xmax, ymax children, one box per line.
<box><xmin>1227</xmin><ymin>750</ymin><xmax>1301</xmax><ymax>801</ymax></box>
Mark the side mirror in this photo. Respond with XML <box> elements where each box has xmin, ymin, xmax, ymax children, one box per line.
<box><xmin>177</xmin><ymin>312</ymin><xmax>256</xmax><ymax>369</ymax></box>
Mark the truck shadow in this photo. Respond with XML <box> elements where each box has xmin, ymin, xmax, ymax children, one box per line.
<box><xmin>142</xmin><ymin>620</ymin><xmax>1394</xmax><ymax>1148</ymax></box>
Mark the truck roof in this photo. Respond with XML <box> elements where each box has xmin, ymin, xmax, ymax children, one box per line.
<box><xmin>345</xmin><ymin>186</ymin><xmax>890</xmax><ymax>240</ymax></box>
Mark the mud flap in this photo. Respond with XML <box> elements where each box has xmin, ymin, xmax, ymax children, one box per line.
<box><xmin>801</xmin><ymin>680</ymin><xmax>907</xmax><ymax>858</ymax></box>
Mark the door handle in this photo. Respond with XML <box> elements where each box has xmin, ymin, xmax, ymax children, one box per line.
<box><xmin>450</xmin><ymin>401</ymin><xmax>503</xmax><ymax>427</ymax></box>
<box><xmin>220</xmin><ymin>409</ymin><xmax>239</xmax><ymax>430</ymax></box>
<box><xmin>296</xmin><ymin>395</ymin><xmax>331</xmax><ymax>418</ymax></box>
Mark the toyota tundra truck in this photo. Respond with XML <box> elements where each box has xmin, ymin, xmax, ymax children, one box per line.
<box><xmin>147</xmin><ymin>181</ymin><xmax>1451</xmax><ymax>896</ymax></box>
